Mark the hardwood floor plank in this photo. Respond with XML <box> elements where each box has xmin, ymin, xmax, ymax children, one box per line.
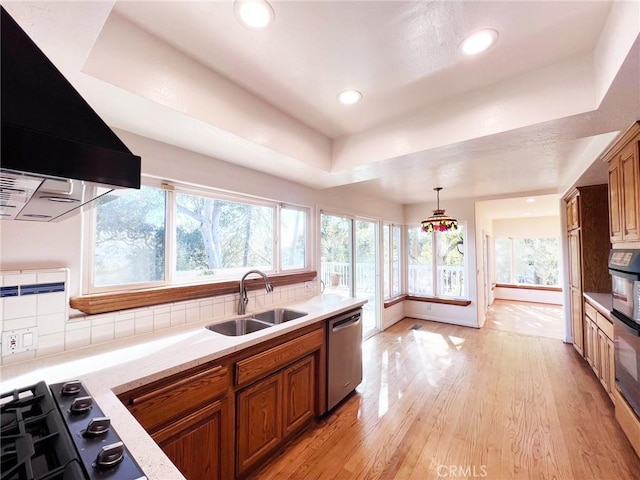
<box><xmin>252</xmin><ymin>310</ymin><xmax>640</xmax><ymax>480</ymax></box>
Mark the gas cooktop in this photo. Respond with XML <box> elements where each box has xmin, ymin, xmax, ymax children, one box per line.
<box><xmin>1</xmin><ymin>380</ymin><xmax>146</xmax><ymax>480</ymax></box>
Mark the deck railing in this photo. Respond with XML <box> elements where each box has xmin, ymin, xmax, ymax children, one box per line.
<box><xmin>321</xmin><ymin>262</ymin><xmax>464</xmax><ymax>297</ymax></box>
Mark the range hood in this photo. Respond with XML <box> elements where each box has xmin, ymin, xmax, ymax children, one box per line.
<box><xmin>0</xmin><ymin>6</ymin><xmax>141</xmax><ymax>222</ymax></box>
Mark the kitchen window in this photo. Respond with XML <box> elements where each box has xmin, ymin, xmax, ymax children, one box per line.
<box><xmin>383</xmin><ymin>223</ymin><xmax>402</xmax><ymax>298</ymax></box>
<box><xmin>495</xmin><ymin>237</ymin><xmax>559</xmax><ymax>286</ymax></box>
<box><xmin>407</xmin><ymin>225</ymin><xmax>466</xmax><ymax>298</ymax></box>
<box><xmin>88</xmin><ymin>182</ymin><xmax>310</xmax><ymax>292</ymax></box>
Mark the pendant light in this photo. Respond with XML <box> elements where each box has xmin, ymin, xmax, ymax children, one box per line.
<box><xmin>421</xmin><ymin>187</ymin><xmax>458</xmax><ymax>232</ymax></box>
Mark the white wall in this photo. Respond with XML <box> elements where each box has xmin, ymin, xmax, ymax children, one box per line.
<box><xmin>403</xmin><ymin>198</ymin><xmax>479</xmax><ymax>328</ymax></box>
<box><xmin>493</xmin><ymin>286</ymin><xmax>563</xmax><ymax>305</ymax></box>
<box><xmin>492</xmin><ymin>216</ymin><xmax>561</xmax><ymax>238</ymax></box>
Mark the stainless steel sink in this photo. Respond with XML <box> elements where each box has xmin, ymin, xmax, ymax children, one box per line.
<box><xmin>251</xmin><ymin>308</ymin><xmax>307</xmax><ymax>324</ymax></box>
<box><xmin>206</xmin><ymin>318</ymin><xmax>274</xmax><ymax>336</ymax></box>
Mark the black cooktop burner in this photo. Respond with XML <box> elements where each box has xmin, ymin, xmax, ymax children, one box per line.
<box><xmin>0</xmin><ymin>382</ymin><xmax>83</xmax><ymax>480</ymax></box>
<box><xmin>1</xmin><ymin>381</ymin><xmax>145</xmax><ymax>480</ymax></box>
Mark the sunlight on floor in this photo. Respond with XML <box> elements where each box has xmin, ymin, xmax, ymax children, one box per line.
<box><xmin>378</xmin><ymin>349</ymin><xmax>389</xmax><ymax>417</ymax></box>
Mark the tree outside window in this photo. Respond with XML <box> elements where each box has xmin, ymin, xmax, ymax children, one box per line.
<box><xmin>495</xmin><ymin>237</ymin><xmax>559</xmax><ymax>286</ymax></box>
<box><xmin>407</xmin><ymin>225</ymin><xmax>465</xmax><ymax>298</ymax></box>
<box><xmin>94</xmin><ymin>186</ymin><xmax>166</xmax><ymax>287</ymax></box>
<box><xmin>92</xmin><ymin>184</ymin><xmax>308</xmax><ymax>290</ymax></box>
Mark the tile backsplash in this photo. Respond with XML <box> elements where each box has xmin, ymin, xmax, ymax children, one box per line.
<box><xmin>0</xmin><ymin>268</ymin><xmax>317</xmax><ymax>366</ymax></box>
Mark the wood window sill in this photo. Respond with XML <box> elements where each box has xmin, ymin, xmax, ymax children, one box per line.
<box><xmin>384</xmin><ymin>294</ymin><xmax>471</xmax><ymax>308</ymax></box>
<box><xmin>495</xmin><ymin>283</ymin><xmax>562</xmax><ymax>292</ymax></box>
<box><xmin>70</xmin><ymin>271</ymin><xmax>317</xmax><ymax>315</ymax></box>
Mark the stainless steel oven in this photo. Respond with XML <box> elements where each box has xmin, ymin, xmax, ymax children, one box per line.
<box><xmin>609</xmin><ymin>249</ymin><xmax>640</xmax><ymax>418</ymax></box>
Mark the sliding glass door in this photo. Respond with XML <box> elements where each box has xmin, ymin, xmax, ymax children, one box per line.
<box><xmin>355</xmin><ymin>219</ymin><xmax>378</xmax><ymax>337</ymax></box>
<box><xmin>320</xmin><ymin>213</ymin><xmax>379</xmax><ymax>338</ymax></box>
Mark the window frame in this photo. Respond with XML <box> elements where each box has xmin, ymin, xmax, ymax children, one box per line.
<box><xmin>405</xmin><ymin>223</ymin><xmax>467</xmax><ymax>300</ymax></box>
<box><xmin>84</xmin><ymin>178</ymin><xmax>312</xmax><ymax>294</ymax></box>
<box><xmin>383</xmin><ymin>222</ymin><xmax>402</xmax><ymax>300</ymax></box>
<box><xmin>494</xmin><ymin>236</ymin><xmax>560</xmax><ymax>287</ymax></box>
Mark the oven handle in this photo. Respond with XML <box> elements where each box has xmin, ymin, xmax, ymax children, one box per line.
<box><xmin>611</xmin><ymin>309</ymin><xmax>640</xmax><ymax>335</ymax></box>
<box><xmin>609</xmin><ymin>268</ymin><xmax>640</xmax><ymax>281</ymax></box>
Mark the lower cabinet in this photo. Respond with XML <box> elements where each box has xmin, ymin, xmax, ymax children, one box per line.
<box><xmin>571</xmin><ymin>287</ymin><xmax>584</xmax><ymax>355</ymax></box>
<box><xmin>121</xmin><ymin>364</ymin><xmax>233</xmax><ymax>480</ymax></box>
<box><xmin>584</xmin><ymin>299</ymin><xmax>615</xmax><ymax>402</ymax></box>
<box><xmin>122</xmin><ymin>324</ymin><xmax>324</xmax><ymax>480</ymax></box>
<box><xmin>598</xmin><ymin>330</ymin><xmax>615</xmax><ymax>400</ymax></box>
<box><xmin>236</xmin><ymin>372</ymin><xmax>283</xmax><ymax>476</ymax></box>
<box><xmin>283</xmin><ymin>355</ymin><xmax>315</xmax><ymax>436</ymax></box>
<box><xmin>236</xmin><ymin>354</ymin><xmax>316</xmax><ymax>478</ymax></box>
<box><xmin>153</xmin><ymin>398</ymin><xmax>232</xmax><ymax>480</ymax></box>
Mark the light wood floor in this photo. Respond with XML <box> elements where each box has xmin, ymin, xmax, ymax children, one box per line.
<box><xmin>484</xmin><ymin>300</ymin><xmax>565</xmax><ymax>340</ymax></box>
<box><xmin>253</xmin><ymin>318</ymin><xmax>640</xmax><ymax>480</ymax></box>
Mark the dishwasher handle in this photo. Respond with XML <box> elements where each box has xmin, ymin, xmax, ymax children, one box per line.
<box><xmin>331</xmin><ymin>313</ymin><xmax>361</xmax><ymax>332</ymax></box>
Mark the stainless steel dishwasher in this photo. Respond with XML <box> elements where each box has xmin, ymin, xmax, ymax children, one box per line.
<box><xmin>327</xmin><ymin>307</ymin><xmax>363</xmax><ymax>411</ymax></box>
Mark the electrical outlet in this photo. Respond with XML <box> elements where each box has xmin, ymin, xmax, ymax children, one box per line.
<box><xmin>7</xmin><ymin>334</ymin><xmax>18</xmax><ymax>353</ymax></box>
<box><xmin>2</xmin><ymin>328</ymin><xmax>38</xmax><ymax>356</ymax></box>
<box><xmin>304</xmin><ymin>281</ymin><xmax>311</xmax><ymax>291</ymax></box>
<box><xmin>427</xmin><ymin>303</ymin><xmax>431</xmax><ymax>310</ymax></box>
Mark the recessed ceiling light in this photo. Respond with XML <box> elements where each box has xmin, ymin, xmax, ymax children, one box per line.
<box><xmin>526</xmin><ymin>198</ymin><xmax>535</xmax><ymax>203</ymax></box>
<box><xmin>460</xmin><ymin>28</ymin><xmax>498</xmax><ymax>56</ymax></box>
<box><xmin>234</xmin><ymin>0</ymin><xmax>275</xmax><ymax>30</ymax></box>
<box><xmin>338</xmin><ymin>90</ymin><xmax>362</xmax><ymax>105</ymax></box>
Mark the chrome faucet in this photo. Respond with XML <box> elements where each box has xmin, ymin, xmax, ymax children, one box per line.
<box><xmin>238</xmin><ymin>270</ymin><xmax>273</xmax><ymax>315</ymax></box>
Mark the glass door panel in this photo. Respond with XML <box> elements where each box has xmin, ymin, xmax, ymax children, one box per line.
<box><xmin>356</xmin><ymin>220</ymin><xmax>379</xmax><ymax>337</ymax></box>
<box><xmin>320</xmin><ymin>214</ymin><xmax>352</xmax><ymax>298</ymax></box>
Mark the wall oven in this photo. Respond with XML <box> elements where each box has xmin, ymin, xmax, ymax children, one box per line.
<box><xmin>609</xmin><ymin>249</ymin><xmax>640</xmax><ymax>418</ymax></box>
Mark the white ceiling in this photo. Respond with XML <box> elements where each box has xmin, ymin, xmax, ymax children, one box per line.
<box><xmin>3</xmin><ymin>1</ymin><xmax>640</xmax><ymax>216</ymax></box>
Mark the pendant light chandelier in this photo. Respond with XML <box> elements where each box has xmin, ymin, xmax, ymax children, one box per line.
<box><xmin>421</xmin><ymin>187</ymin><xmax>458</xmax><ymax>232</ymax></box>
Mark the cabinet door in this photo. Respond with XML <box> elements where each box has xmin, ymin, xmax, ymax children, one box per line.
<box><xmin>607</xmin><ymin>336</ymin><xmax>615</xmax><ymax>400</ymax></box>
<box><xmin>566</xmin><ymin>196</ymin><xmax>579</xmax><ymax>231</ymax></box>
<box><xmin>598</xmin><ymin>329</ymin><xmax>609</xmax><ymax>392</ymax></box>
<box><xmin>621</xmin><ymin>143</ymin><xmax>640</xmax><ymax>241</ymax></box>
<box><xmin>584</xmin><ymin>316</ymin><xmax>594</xmax><ymax>368</ymax></box>
<box><xmin>571</xmin><ymin>287</ymin><xmax>584</xmax><ymax>355</ymax></box>
<box><xmin>283</xmin><ymin>355</ymin><xmax>315</xmax><ymax>437</ymax></box>
<box><xmin>153</xmin><ymin>398</ymin><xmax>232</xmax><ymax>480</ymax></box>
<box><xmin>598</xmin><ymin>332</ymin><xmax>616</xmax><ymax>401</ymax></box>
<box><xmin>590</xmin><ymin>319</ymin><xmax>600</xmax><ymax>377</ymax></box>
<box><xmin>568</xmin><ymin>230</ymin><xmax>581</xmax><ymax>290</ymax></box>
<box><xmin>236</xmin><ymin>372</ymin><xmax>283</xmax><ymax>477</ymax></box>
<box><xmin>609</xmin><ymin>158</ymin><xmax>623</xmax><ymax>243</ymax></box>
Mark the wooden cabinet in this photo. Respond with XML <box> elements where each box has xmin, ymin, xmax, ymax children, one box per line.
<box><xmin>583</xmin><ymin>297</ymin><xmax>615</xmax><ymax>402</ymax></box>
<box><xmin>121</xmin><ymin>364</ymin><xmax>233</xmax><ymax>480</ymax></box>
<box><xmin>571</xmin><ymin>287</ymin><xmax>584</xmax><ymax>355</ymax></box>
<box><xmin>602</xmin><ymin>122</ymin><xmax>640</xmax><ymax>245</ymax></box>
<box><xmin>283</xmin><ymin>354</ymin><xmax>315</xmax><ymax>436</ymax></box>
<box><xmin>564</xmin><ymin>186</ymin><xmax>611</xmax><ymax>355</ymax></box>
<box><xmin>236</xmin><ymin>371</ymin><xmax>283</xmax><ymax>476</ymax></box>
<box><xmin>121</xmin><ymin>323</ymin><xmax>326</xmax><ymax>480</ymax></box>
<box><xmin>566</xmin><ymin>195</ymin><xmax>579</xmax><ymax>231</ymax></box>
<box><xmin>153</xmin><ymin>398</ymin><xmax>230</xmax><ymax>480</ymax></box>
<box><xmin>236</xmin><ymin>354</ymin><xmax>317</xmax><ymax>477</ymax></box>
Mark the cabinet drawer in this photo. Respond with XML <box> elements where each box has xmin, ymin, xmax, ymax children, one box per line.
<box><xmin>236</xmin><ymin>329</ymin><xmax>323</xmax><ymax>386</ymax></box>
<box><xmin>127</xmin><ymin>365</ymin><xmax>230</xmax><ymax>432</ymax></box>
<box><xmin>596</xmin><ymin>311</ymin><xmax>614</xmax><ymax>339</ymax></box>
<box><xmin>584</xmin><ymin>301</ymin><xmax>597</xmax><ymax>321</ymax></box>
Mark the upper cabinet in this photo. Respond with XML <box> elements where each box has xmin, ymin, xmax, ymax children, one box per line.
<box><xmin>566</xmin><ymin>195</ymin><xmax>580</xmax><ymax>231</ymax></box>
<box><xmin>602</xmin><ymin>122</ymin><xmax>640</xmax><ymax>245</ymax></box>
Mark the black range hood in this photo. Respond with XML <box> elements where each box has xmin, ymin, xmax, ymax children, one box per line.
<box><xmin>1</xmin><ymin>6</ymin><xmax>141</xmax><ymax>222</ymax></box>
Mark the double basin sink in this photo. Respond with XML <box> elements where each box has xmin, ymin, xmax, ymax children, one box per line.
<box><xmin>206</xmin><ymin>308</ymin><xmax>307</xmax><ymax>336</ymax></box>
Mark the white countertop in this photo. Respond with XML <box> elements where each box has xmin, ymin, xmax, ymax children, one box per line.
<box><xmin>0</xmin><ymin>294</ymin><xmax>366</xmax><ymax>480</ymax></box>
<box><xmin>583</xmin><ymin>292</ymin><xmax>613</xmax><ymax>318</ymax></box>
